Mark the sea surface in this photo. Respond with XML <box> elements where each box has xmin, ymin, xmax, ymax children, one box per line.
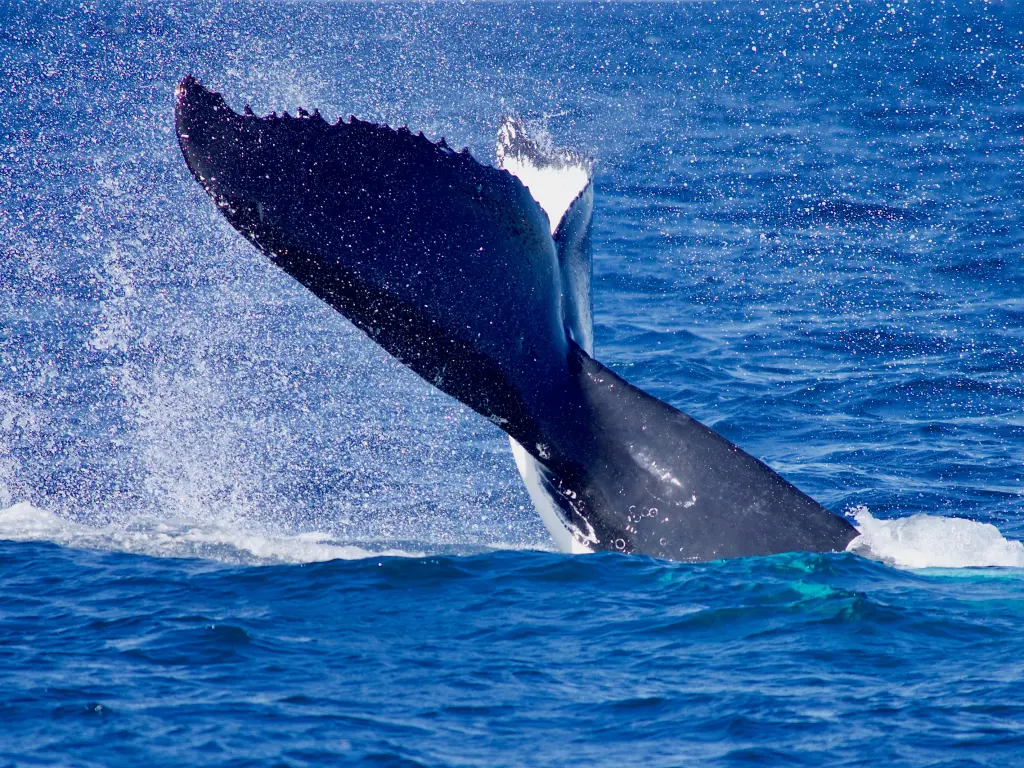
<box><xmin>2</xmin><ymin>1</ymin><xmax>1024</xmax><ymax>765</ymax></box>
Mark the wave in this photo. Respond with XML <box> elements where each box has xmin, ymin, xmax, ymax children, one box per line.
<box><xmin>848</xmin><ymin>506</ymin><xmax>1024</xmax><ymax>569</ymax></box>
<box><xmin>0</xmin><ymin>502</ymin><xmax>423</xmax><ymax>565</ymax></box>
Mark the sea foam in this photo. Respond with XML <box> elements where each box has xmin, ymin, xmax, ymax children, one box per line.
<box><xmin>848</xmin><ymin>506</ymin><xmax>1024</xmax><ymax>569</ymax></box>
<box><xmin>4</xmin><ymin>499</ymin><xmax>1022</xmax><ymax>570</ymax></box>
<box><xmin>0</xmin><ymin>501</ymin><xmax>421</xmax><ymax>565</ymax></box>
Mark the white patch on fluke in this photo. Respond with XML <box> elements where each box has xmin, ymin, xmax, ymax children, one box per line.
<box><xmin>848</xmin><ymin>506</ymin><xmax>1024</xmax><ymax>569</ymax></box>
<box><xmin>495</xmin><ymin>117</ymin><xmax>591</xmax><ymax>235</ymax></box>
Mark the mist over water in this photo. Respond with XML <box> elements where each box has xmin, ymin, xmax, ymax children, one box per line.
<box><xmin>2</xmin><ymin>1</ymin><xmax>1024</xmax><ymax>765</ymax></box>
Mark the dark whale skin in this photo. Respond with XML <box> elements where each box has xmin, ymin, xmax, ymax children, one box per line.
<box><xmin>175</xmin><ymin>76</ymin><xmax>859</xmax><ymax>561</ymax></box>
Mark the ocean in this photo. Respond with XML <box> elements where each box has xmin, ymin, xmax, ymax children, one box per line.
<box><xmin>2</xmin><ymin>1</ymin><xmax>1024</xmax><ymax>764</ymax></box>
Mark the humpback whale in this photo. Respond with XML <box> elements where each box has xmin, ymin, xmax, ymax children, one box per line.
<box><xmin>174</xmin><ymin>76</ymin><xmax>859</xmax><ymax>561</ymax></box>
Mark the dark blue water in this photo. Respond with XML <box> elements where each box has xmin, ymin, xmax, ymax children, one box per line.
<box><xmin>2</xmin><ymin>1</ymin><xmax>1024</xmax><ymax>765</ymax></box>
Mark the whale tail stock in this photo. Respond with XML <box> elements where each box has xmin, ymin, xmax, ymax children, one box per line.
<box><xmin>174</xmin><ymin>76</ymin><xmax>859</xmax><ymax>561</ymax></box>
<box><xmin>493</xmin><ymin>116</ymin><xmax>599</xmax><ymax>552</ymax></box>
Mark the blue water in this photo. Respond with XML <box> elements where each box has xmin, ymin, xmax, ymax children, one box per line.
<box><xmin>2</xmin><ymin>1</ymin><xmax>1024</xmax><ymax>764</ymax></box>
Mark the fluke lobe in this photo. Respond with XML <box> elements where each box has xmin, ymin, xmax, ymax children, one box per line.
<box><xmin>174</xmin><ymin>76</ymin><xmax>859</xmax><ymax>561</ymax></box>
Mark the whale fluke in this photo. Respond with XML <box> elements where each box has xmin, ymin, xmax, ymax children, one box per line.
<box><xmin>495</xmin><ymin>115</ymin><xmax>598</xmax><ymax>552</ymax></box>
<box><xmin>496</xmin><ymin>116</ymin><xmax>595</xmax><ymax>353</ymax></box>
<box><xmin>174</xmin><ymin>76</ymin><xmax>859</xmax><ymax>561</ymax></box>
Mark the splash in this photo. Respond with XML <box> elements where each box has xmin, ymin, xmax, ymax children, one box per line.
<box><xmin>848</xmin><ymin>506</ymin><xmax>1024</xmax><ymax>569</ymax></box>
<box><xmin>0</xmin><ymin>501</ymin><xmax>422</xmax><ymax>565</ymax></box>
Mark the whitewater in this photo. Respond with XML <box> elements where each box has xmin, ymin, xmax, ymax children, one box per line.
<box><xmin>3</xmin><ymin>500</ymin><xmax>1023</xmax><ymax>571</ymax></box>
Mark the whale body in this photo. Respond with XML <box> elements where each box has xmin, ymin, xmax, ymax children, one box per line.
<box><xmin>174</xmin><ymin>76</ymin><xmax>859</xmax><ymax>561</ymax></box>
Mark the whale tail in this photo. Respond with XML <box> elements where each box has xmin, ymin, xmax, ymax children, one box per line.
<box><xmin>175</xmin><ymin>76</ymin><xmax>858</xmax><ymax>561</ymax></box>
